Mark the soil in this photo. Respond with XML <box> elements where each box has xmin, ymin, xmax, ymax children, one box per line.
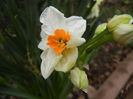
<box><xmin>88</xmin><ymin>41</ymin><xmax>132</xmax><ymax>99</ymax></box>
<box><xmin>89</xmin><ymin>41</ymin><xmax>132</xmax><ymax>87</ymax></box>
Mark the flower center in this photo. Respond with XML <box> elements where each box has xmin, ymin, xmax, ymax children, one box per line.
<box><xmin>47</xmin><ymin>29</ymin><xmax>71</xmax><ymax>54</ymax></box>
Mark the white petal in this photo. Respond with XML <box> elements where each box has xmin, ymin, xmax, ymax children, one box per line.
<box><xmin>40</xmin><ymin>29</ymin><xmax>48</xmax><ymax>39</ymax></box>
<box><xmin>40</xmin><ymin>49</ymin><xmax>48</xmax><ymax>60</ymax></box>
<box><xmin>66</xmin><ymin>16</ymin><xmax>86</xmax><ymax>37</ymax></box>
<box><xmin>38</xmin><ymin>37</ymin><xmax>48</xmax><ymax>50</ymax></box>
<box><xmin>55</xmin><ymin>48</ymin><xmax>78</xmax><ymax>72</ymax></box>
<box><xmin>67</xmin><ymin>35</ymin><xmax>86</xmax><ymax>48</ymax></box>
<box><xmin>41</xmin><ymin>49</ymin><xmax>62</xmax><ymax>79</ymax></box>
<box><xmin>40</xmin><ymin>6</ymin><xmax>66</xmax><ymax>35</ymax></box>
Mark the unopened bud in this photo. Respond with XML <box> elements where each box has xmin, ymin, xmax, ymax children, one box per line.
<box><xmin>107</xmin><ymin>14</ymin><xmax>132</xmax><ymax>32</ymax></box>
<box><xmin>70</xmin><ymin>68</ymin><xmax>88</xmax><ymax>89</ymax></box>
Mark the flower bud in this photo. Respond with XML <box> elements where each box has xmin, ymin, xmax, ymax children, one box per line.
<box><xmin>95</xmin><ymin>23</ymin><xmax>107</xmax><ymax>36</ymax></box>
<box><xmin>88</xmin><ymin>0</ymin><xmax>104</xmax><ymax>18</ymax></box>
<box><xmin>70</xmin><ymin>68</ymin><xmax>88</xmax><ymax>89</ymax></box>
<box><xmin>113</xmin><ymin>24</ymin><xmax>133</xmax><ymax>45</ymax></box>
<box><xmin>107</xmin><ymin>14</ymin><xmax>132</xmax><ymax>32</ymax></box>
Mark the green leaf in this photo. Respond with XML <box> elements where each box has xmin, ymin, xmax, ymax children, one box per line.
<box><xmin>0</xmin><ymin>86</ymin><xmax>42</xmax><ymax>99</ymax></box>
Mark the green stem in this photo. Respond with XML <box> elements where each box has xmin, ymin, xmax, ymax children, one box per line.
<box><xmin>80</xmin><ymin>29</ymin><xmax>108</xmax><ymax>52</ymax></box>
<box><xmin>78</xmin><ymin>29</ymin><xmax>113</xmax><ymax>68</ymax></box>
<box><xmin>86</xmin><ymin>34</ymin><xmax>113</xmax><ymax>52</ymax></box>
<box><xmin>59</xmin><ymin>81</ymin><xmax>73</xmax><ymax>99</ymax></box>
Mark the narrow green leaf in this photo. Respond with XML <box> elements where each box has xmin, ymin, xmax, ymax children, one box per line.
<box><xmin>0</xmin><ymin>86</ymin><xmax>42</xmax><ymax>99</ymax></box>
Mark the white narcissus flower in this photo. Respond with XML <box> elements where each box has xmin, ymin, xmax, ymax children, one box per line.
<box><xmin>38</xmin><ymin>6</ymin><xmax>86</xmax><ymax>79</ymax></box>
<box><xmin>70</xmin><ymin>68</ymin><xmax>88</xmax><ymax>89</ymax></box>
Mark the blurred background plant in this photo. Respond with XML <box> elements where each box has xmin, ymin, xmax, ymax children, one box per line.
<box><xmin>0</xmin><ymin>0</ymin><xmax>133</xmax><ymax>99</ymax></box>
